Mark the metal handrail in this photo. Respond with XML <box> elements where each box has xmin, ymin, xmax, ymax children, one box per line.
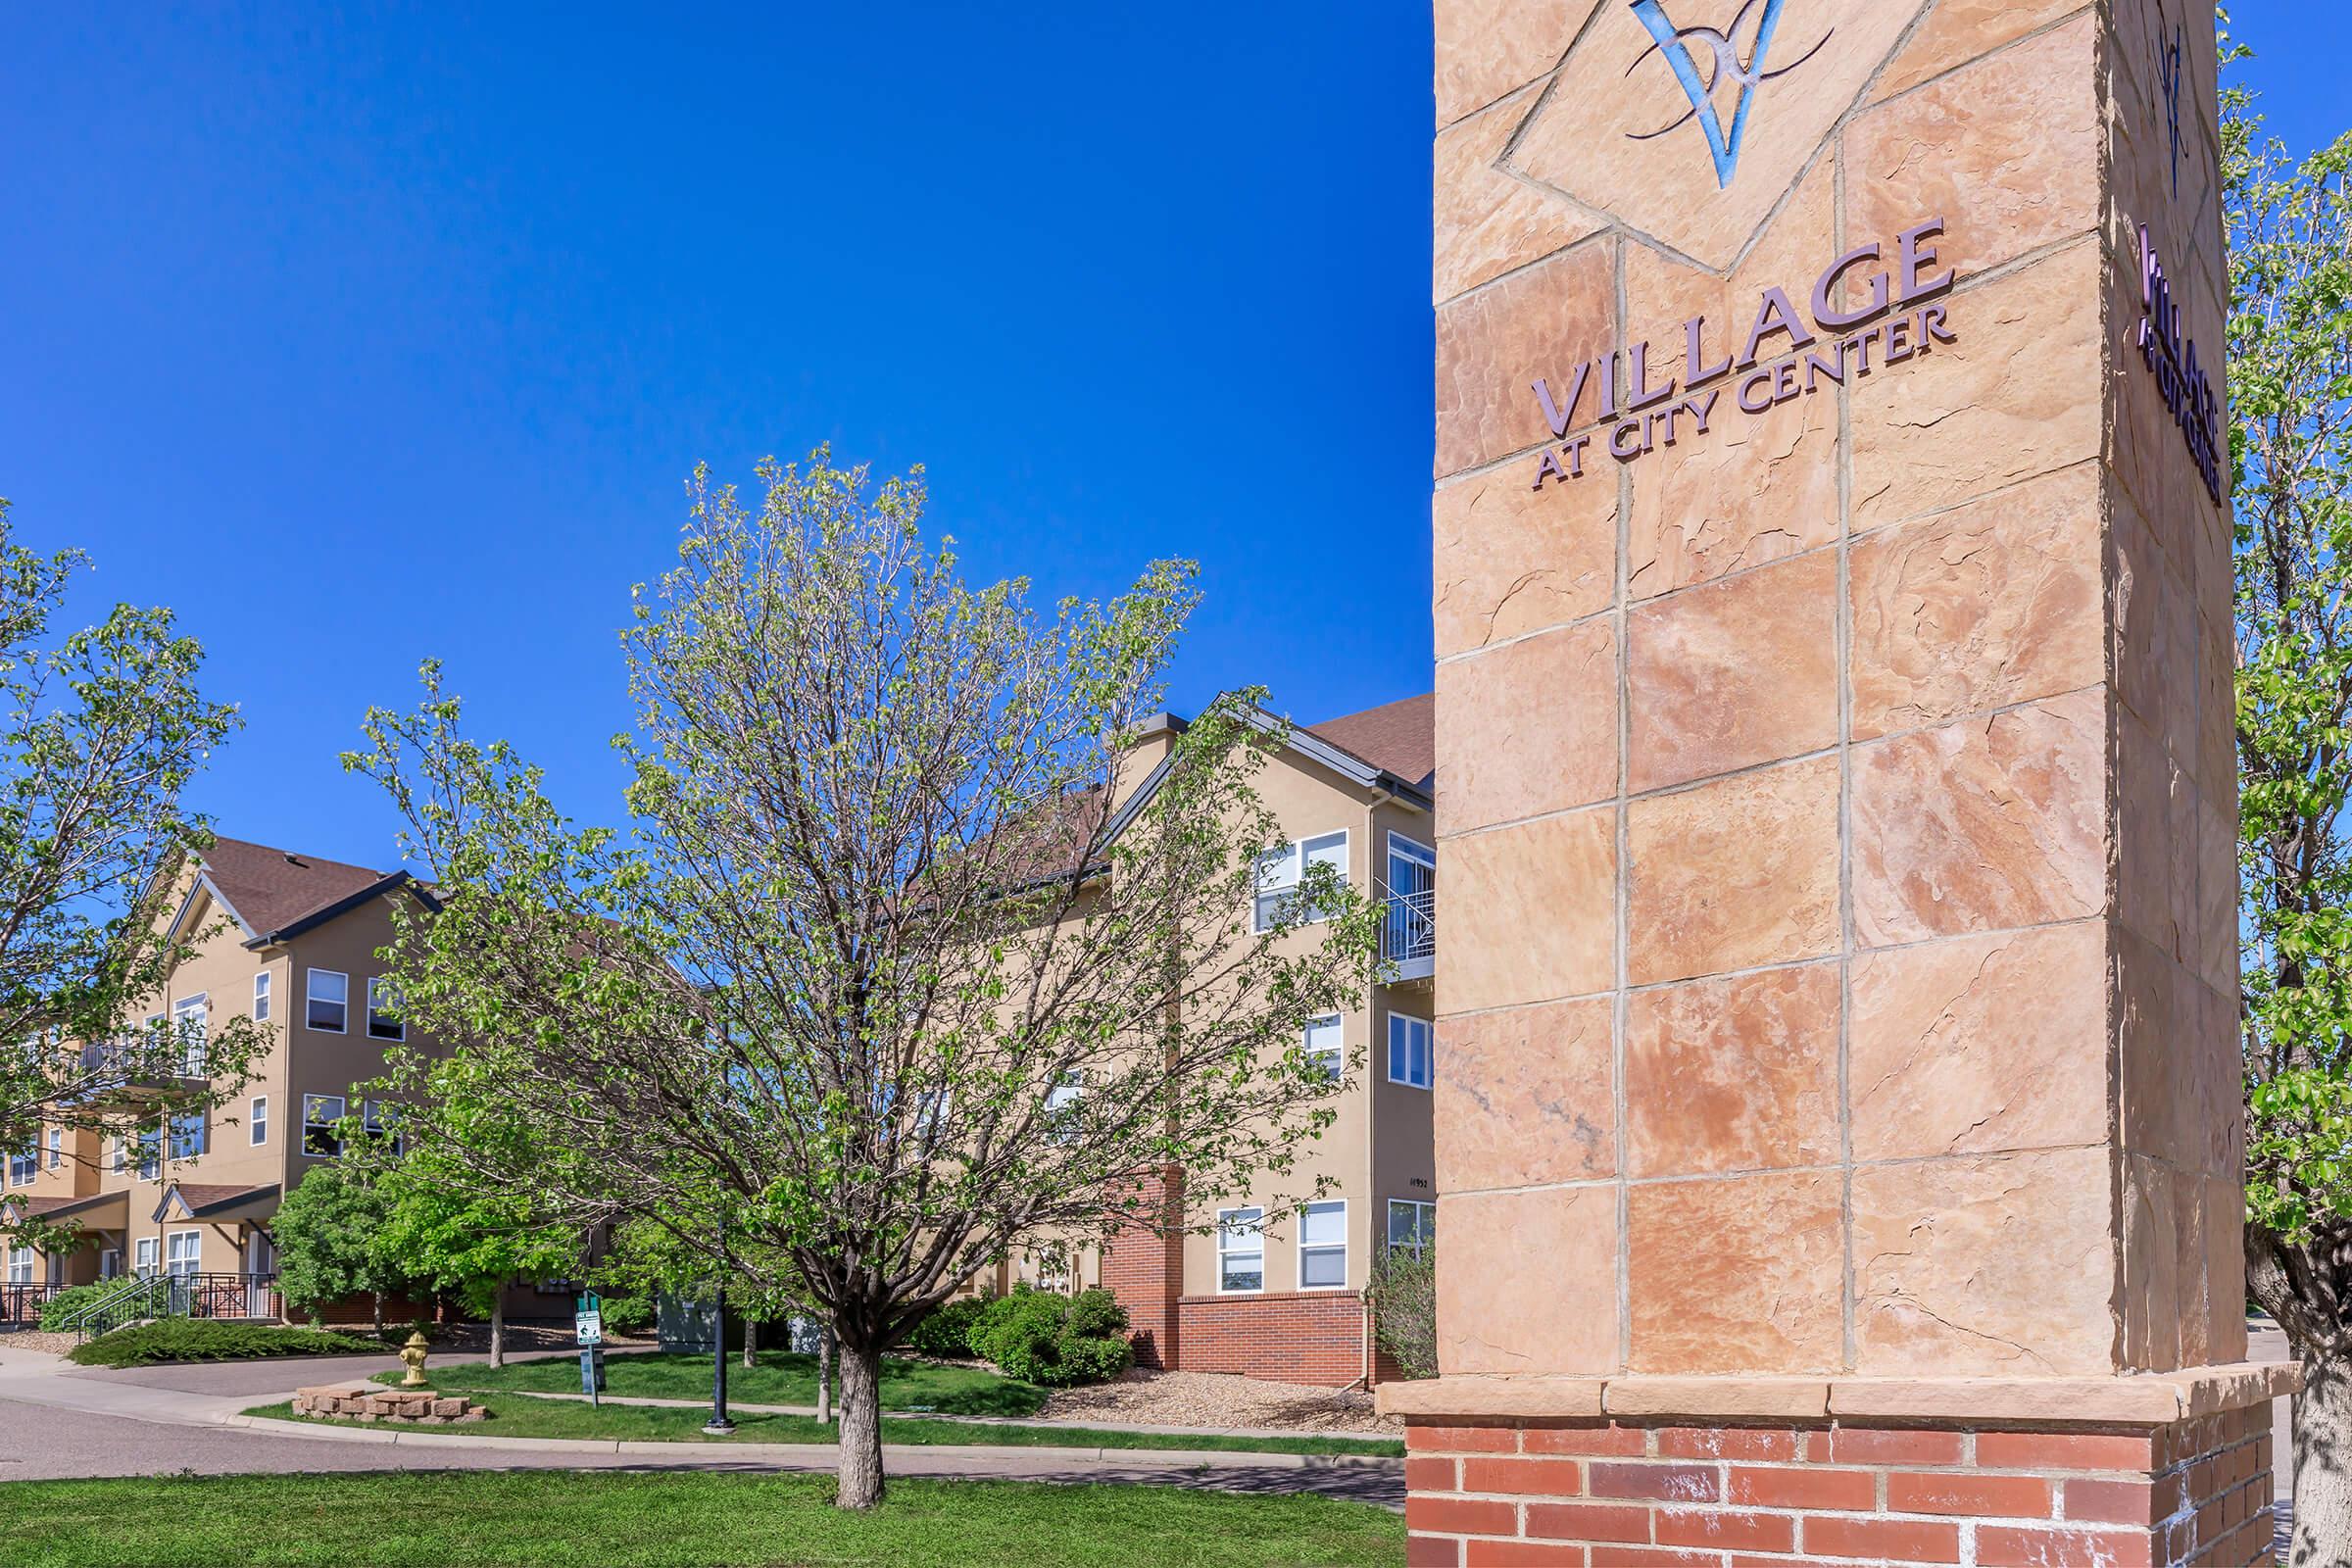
<box><xmin>61</xmin><ymin>1271</ymin><xmax>283</xmax><ymax>1340</ymax></box>
<box><xmin>0</xmin><ymin>1281</ymin><xmax>65</xmax><ymax>1328</ymax></box>
<box><xmin>1382</xmin><ymin>886</ymin><xmax>1435</xmax><ymax>964</ymax></box>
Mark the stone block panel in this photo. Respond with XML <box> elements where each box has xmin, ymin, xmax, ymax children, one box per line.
<box><xmin>1436</xmin><ymin>996</ymin><xmax>1616</xmax><ymax>1195</ymax></box>
<box><xmin>1628</xmin><ymin>1170</ymin><xmax>1845</xmax><ymax>1375</ymax></box>
<box><xmin>1629</xmin><ymin>755</ymin><xmax>1841</xmax><ymax>986</ymax></box>
<box><xmin>1434</xmin><ymin>87</ymin><xmax>1598</xmax><ymax>306</ymax></box>
<box><xmin>1624</xmin><ymin>962</ymin><xmax>1840</xmax><ymax>1179</ymax></box>
<box><xmin>1436</xmin><ymin>239</ymin><xmax>1616</xmax><ymax>478</ymax></box>
<box><xmin>1440</xmin><ymin>618</ymin><xmax>1618</xmax><ymax>833</ymax></box>
<box><xmin>1438</xmin><ymin>1184</ymin><xmax>1620</xmax><ymax>1376</ymax></box>
<box><xmin>1442</xmin><ymin>808</ymin><xmax>1616</xmax><ymax>1014</ymax></box>
<box><xmin>1433</xmin><ymin>458</ymin><xmax>1616</xmax><ymax>658</ymax></box>
<box><xmin>1629</xmin><ymin>548</ymin><xmax>1838</xmax><ymax>794</ymax></box>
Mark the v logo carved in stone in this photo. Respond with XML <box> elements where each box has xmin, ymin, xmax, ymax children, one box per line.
<box><xmin>1623</xmin><ymin>0</ymin><xmax>1833</xmax><ymax>190</ymax></box>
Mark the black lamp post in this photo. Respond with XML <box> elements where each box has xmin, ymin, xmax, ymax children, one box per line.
<box><xmin>703</xmin><ymin>1218</ymin><xmax>735</xmax><ymax>1436</ymax></box>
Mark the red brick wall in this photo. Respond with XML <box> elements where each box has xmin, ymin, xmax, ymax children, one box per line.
<box><xmin>1177</xmin><ymin>1290</ymin><xmax>1372</xmax><ymax>1387</ymax></box>
<box><xmin>1403</xmin><ymin>1404</ymin><xmax>2277</xmax><ymax>1566</ymax></box>
<box><xmin>1101</xmin><ymin>1167</ymin><xmax>1184</xmax><ymax>1369</ymax></box>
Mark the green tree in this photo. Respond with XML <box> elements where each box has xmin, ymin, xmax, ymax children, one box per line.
<box><xmin>344</xmin><ymin>451</ymin><xmax>1381</xmax><ymax>1507</ymax></box>
<box><xmin>371</xmin><ymin>1148</ymin><xmax>582</xmax><ymax>1368</ymax></box>
<box><xmin>2225</xmin><ymin>16</ymin><xmax>2352</xmax><ymax>1561</ymax></box>
<box><xmin>272</xmin><ymin>1164</ymin><xmax>410</xmax><ymax>1336</ymax></box>
<box><xmin>0</xmin><ymin>501</ymin><xmax>262</xmax><ymax>1263</ymax></box>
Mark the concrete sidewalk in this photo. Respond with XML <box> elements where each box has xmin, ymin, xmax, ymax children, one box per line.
<box><xmin>0</xmin><ymin>1344</ymin><xmax>1403</xmax><ymax>1505</ymax></box>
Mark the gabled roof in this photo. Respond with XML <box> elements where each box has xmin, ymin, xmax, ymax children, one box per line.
<box><xmin>1306</xmin><ymin>693</ymin><xmax>1436</xmax><ymax>792</ymax></box>
<box><xmin>153</xmin><ymin>1181</ymin><xmax>280</xmax><ymax>1224</ymax></box>
<box><xmin>182</xmin><ymin>837</ymin><xmax>437</xmax><ymax>949</ymax></box>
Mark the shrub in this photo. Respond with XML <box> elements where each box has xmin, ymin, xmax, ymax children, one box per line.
<box><xmin>904</xmin><ymin>1297</ymin><xmax>989</xmax><ymax>1359</ymax></box>
<box><xmin>1367</xmin><ymin>1246</ymin><xmax>1437</xmax><ymax>1381</ymax></box>
<box><xmin>68</xmin><ymin>1320</ymin><xmax>383</xmax><ymax>1368</ymax></box>
<box><xmin>969</xmin><ymin>1286</ymin><xmax>1133</xmax><ymax>1388</ymax></box>
<box><xmin>599</xmin><ymin>1295</ymin><xmax>655</xmax><ymax>1336</ymax></box>
<box><xmin>37</xmin><ymin>1282</ymin><xmax>120</xmax><ymax>1333</ymax></box>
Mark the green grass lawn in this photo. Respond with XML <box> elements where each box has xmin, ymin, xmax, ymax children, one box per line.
<box><xmin>245</xmin><ymin>1398</ymin><xmax>1404</xmax><ymax>1457</ymax></box>
<box><xmin>0</xmin><ymin>1470</ymin><xmax>1405</xmax><ymax>1567</ymax></box>
<box><xmin>382</xmin><ymin>1348</ymin><xmax>1046</xmax><ymax>1416</ymax></box>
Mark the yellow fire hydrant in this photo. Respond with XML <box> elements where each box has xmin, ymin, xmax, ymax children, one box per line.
<box><xmin>399</xmin><ymin>1330</ymin><xmax>431</xmax><ymax>1388</ymax></box>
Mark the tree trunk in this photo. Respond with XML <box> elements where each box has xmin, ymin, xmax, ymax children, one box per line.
<box><xmin>2290</xmin><ymin>1348</ymin><xmax>2352</xmax><ymax>1568</ymax></box>
<box><xmin>816</xmin><ymin>1327</ymin><xmax>834</xmax><ymax>1422</ymax></box>
<box><xmin>489</xmin><ymin>1290</ymin><xmax>507</xmax><ymax>1370</ymax></box>
<box><xmin>743</xmin><ymin>1315</ymin><xmax>758</xmax><ymax>1370</ymax></box>
<box><xmin>834</xmin><ymin>1341</ymin><xmax>885</xmax><ymax>1510</ymax></box>
<box><xmin>371</xmin><ymin>1291</ymin><xmax>384</xmax><ymax>1337</ymax></box>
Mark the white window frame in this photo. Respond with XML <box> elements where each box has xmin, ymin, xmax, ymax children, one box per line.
<box><xmin>1298</xmin><ymin>1199</ymin><xmax>1348</xmax><ymax>1292</ymax></box>
<box><xmin>172</xmin><ymin>994</ymin><xmax>207</xmax><ymax>1076</ymax></box>
<box><xmin>45</xmin><ymin>1128</ymin><xmax>60</xmax><ymax>1168</ymax></box>
<box><xmin>302</xmin><ymin>1094</ymin><xmax>346</xmax><ymax>1159</ymax></box>
<box><xmin>1215</xmin><ymin>1205</ymin><xmax>1265</xmax><ymax>1296</ymax></box>
<box><xmin>249</xmin><ymin>1095</ymin><xmax>269</xmax><ymax>1149</ymax></box>
<box><xmin>252</xmin><ymin>970</ymin><xmax>272</xmax><ymax>1023</ymax></box>
<box><xmin>1303</xmin><ymin>1014</ymin><xmax>1345</xmax><ymax>1082</ymax></box>
<box><xmin>7</xmin><ymin>1245</ymin><xmax>34</xmax><ymax>1285</ymax></box>
<box><xmin>306</xmin><ymin>969</ymin><xmax>349</xmax><ymax>1034</ymax></box>
<box><xmin>366</xmin><ymin>977</ymin><xmax>405</xmax><ymax>1042</ymax></box>
<box><xmin>1387</xmin><ymin>1011</ymin><xmax>1434</xmax><ymax>1091</ymax></box>
<box><xmin>111</xmin><ymin>1137</ymin><xmax>125</xmax><ymax>1175</ymax></box>
<box><xmin>1388</xmin><ymin>1199</ymin><xmax>1436</xmax><ymax>1259</ymax></box>
<box><xmin>165</xmin><ymin>1229</ymin><xmax>201</xmax><ymax>1279</ymax></box>
<box><xmin>1252</xmin><ymin>830</ymin><xmax>1349</xmax><ymax>934</ymax></box>
<box><xmin>1</xmin><ymin>1148</ymin><xmax>26</xmax><ymax>1187</ymax></box>
<box><xmin>133</xmin><ymin>1237</ymin><xmax>159</xmax><ymax>1278</ymax></box>
<box><xmin>167</xmin><ymin>1109</ymin><xmax>206</xmax><ymax>1161</ymax></box>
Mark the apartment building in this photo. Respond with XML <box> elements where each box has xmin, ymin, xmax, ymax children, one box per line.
<box><xmin>982</xmin><ymin>694</ymin><xmax>1440</xmax><ymax>1387</ymax></box>
<box><xmin>1</xmin><ymin>838</ymin><xmax>438</xmax><ymax>1296</ymax></box>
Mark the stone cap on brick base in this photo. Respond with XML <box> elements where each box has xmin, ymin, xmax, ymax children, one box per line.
<box><xmin>1376</xmin><ymin>1362</ymin><xmax>2300</xmax><ymax>1428</ymax></box>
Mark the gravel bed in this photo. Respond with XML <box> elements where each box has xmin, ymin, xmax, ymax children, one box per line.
<box><xmin>0</xmin><ymin>1330</ymin><xmax>79</xmax><ymax>1357</ymax></box>
<box><xmin>1037</xmin><ymin>1368</ymin><xmax>1398</xmax><ymax>1434</ymax></box>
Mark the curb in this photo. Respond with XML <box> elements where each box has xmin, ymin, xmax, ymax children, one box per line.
<box><xmin>233</xmin><ymin>1415</ymin><xmax>1401</xmax><ymax>1469</ymax></box>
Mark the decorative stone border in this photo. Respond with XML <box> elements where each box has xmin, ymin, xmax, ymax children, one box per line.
<box><xmin>293</xmin><ymin>1381</ymin><xmax>487</xmax><ymax>1425</ymax></box>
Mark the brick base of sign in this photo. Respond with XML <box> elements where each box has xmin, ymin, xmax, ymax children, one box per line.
<box><xmin>1401</xmin><ymin>1403</ymin><xmax>2277</xmax><ymax>1566</ymax></box>
<box><xmin>291</xmin><ymin>1382</ymin><xmax>487</xmax><ymax>1425</ymax></box>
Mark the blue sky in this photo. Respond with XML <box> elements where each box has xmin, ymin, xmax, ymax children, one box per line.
<box><xmin>0</xmin><ymin>3</ymin><xmax>2339</xmax><ymax>871</ymax></box>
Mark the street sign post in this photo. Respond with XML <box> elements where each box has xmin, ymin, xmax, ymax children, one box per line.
<box><xmin>576</xmin><ymin>1291</ymin><xmax>605</xmax><ymax>1405</ymax></box>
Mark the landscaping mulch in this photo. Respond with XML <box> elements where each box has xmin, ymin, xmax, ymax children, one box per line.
<box><xmin>1037</xmin><ymin>1369</ymin><xmax>1398</xmax><ymax>1435</ymax></box>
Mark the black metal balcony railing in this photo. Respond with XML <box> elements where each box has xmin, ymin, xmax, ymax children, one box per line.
<box><xmin>1383</xmin><ymin>887</ymin><xmax>1435</xmax><ymax>966</ymax></box>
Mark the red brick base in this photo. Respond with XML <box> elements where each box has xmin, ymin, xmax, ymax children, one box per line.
<box><xmin>1174</xmin><ymin>1291</ymin><xmax>1384</xmax><ymax>1388</ymax></box>
<box><xmin>1402</xmin><ymin>1403</ymin><xmax>2277</xmax><ymax>1565</ymax></box>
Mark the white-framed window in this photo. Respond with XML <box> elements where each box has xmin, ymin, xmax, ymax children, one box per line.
<box><xmin>366</xmin><ymin>977</ymin><xmax>405</xmax><ymax>1042</ymax></box>
<box><xmin>1216</xmin><ymin>1206</ymin><xmax>1264</xmax><ymax>1294</ymax></box>
<box><xmin>302</xmin><ymin>1094</ymin><xmax>345</xmax><ymax>1158</ymax></box>
<box><xmin>7</xmin><ymin>1246</ymin><xmax>33</xmax><ymax>1285</ymax></box>
<box><xmin>111</xmin><ymin>1137</ymin><xmax>125</xmax><ymax>1175</ymax></box>
<box><xmin>46</xmin><ymin>1128</ymin><xmax>60</xmax><ymax>1168</ymax></box>
<box><xmin>249</xmin><ymin>1095</ymin><xmax>270</xmax><ymax>1148</ymax></box>
<box><xmin>167</xmin><ymin>1110</ymin><xmax>206</xmax><ymax>1161</ymax></box>
<box><xmin>133</xmin><ymin>1237</ymin><xmax>159</xmax><ymax>1278</ymax></box>
<box><xmin>99</xmin><ymin>1248</ymin><xmax>121</xmax><ymax>1280</ymax></box>
<box><xmin>1303</xmin><ymin>1014</ymin><xmax>1345</xmax><ymax>1082</ymax></box>
<box><xmin>1045</xmin><ymin>1071</ymin><xmax>1082</xmax><ymax>1140</ymax></box>
<box><xmin>136</xmin><ymin>1128</ymin><xmax>160</xmax><ymax>1181</ymax></box>
<box><xmin>306</xmin><ymin>969</ymin><xmax>349</xmax><ymax>1033</ymax></box>
<box><xmin>1253</xmin><ymin>831</ymin><xmax>1348</xmax><ymax>933</ymax></box>
<box><xmin>1388</xmin><ymin>1012</ymin><xmax>1434</xmax><ymax>1090</ymax></box>
<box><xmin>2</xmin><ymin>1148</ymin><xmax>27</xmax><ymax>1187</ymax></box>
<box><xmin>172</xmin><ymin>994</ymin><xmax>208</xmax><ymax>1076</ymax></box>
<box><xmin>1388</xmin><ymin>1199</ymin><xmax>1436</xmax><ymax>1259</ymax></box>
<box><xmin>165</xmin><ymin>1229</ymin><xmax>201</xmax><ymax>1278</ymax></box>
<box><xmin>253</xmin><ymin>970</ymin><xmax>272</xmax><ymax>1022</ymax></box>
<box><xmin>363</xmin><ymin>1100</ymin><xmax>404</xmax><ymax>1153</ymax></box>
<box><xmin>1298</xmin><ymin>1200</ymin><xmax>1348</xmax><ymax>1290</ymax></box>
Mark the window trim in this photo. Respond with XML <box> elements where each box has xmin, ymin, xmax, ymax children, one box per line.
<box><xmin>1302</xmin><ymin>1014</ymin><xmax>1345</xmax><ymax>1083</ymax></box>
<box><xmin>306</xmin><ymin>969</ymin><xmax>349</xmax><ymax>1034</ymax></box>
<box><xmin>1387</xmin><ymin>1011</ymin><xmax>1434</xmax><ymax>1091</ymax></box>
<box><xmin>132</xmin><ymin>1236</ymin><xmax>159</xmax><ymax>1278</ymax></box>
<box><xmin>1387</xmin><ymin>831</ymin><xmax>1436</xmax><ymax>871</ymax></box>
<box><xmin>250</xmin><ymin>1095</ymin><xmax>270</xmax><ymax>1149</ymax></box>
<box><xmin>1215</xmin><ymin>1205</ymin><xmax>1266</xmax><ymax>1296</ymax></box>
<box><xmin>1252</xmin><ymin>829</ymin><xmax>1350</xmax><ymax>935</ymax></box>
<box><xmin>164</xmin><ymin>1228</ymin><xmax>202</xmax><ymax>1279</ymax></box>
<box><xmin>252</xmin><ymin>969</ymin><xmax>272</xmax><ymax>1023</ymax></box>
<box><xmin>1387</xmin><ymin>1199</ymin><xmax>1436</xmax><ymax>1259</ymax></box>
<box><xmin>172</xmin><ymin>993</ymin><xmax>207</xmax><ymax>1076</ymax></box>
<box><xmin>1297</xmin><ymin>1198</ymin><xmax>1348</xmax><ymax>1292</ymax></box>
<box><xmin>45</xmin><ymin>1128</ymin><xmax>60</xmax><ymax>1169</ymax></box>
<box><xmin>302</xmin><ymin>1094</ymin><xmax>347</xmax><ymax>1159</ymax></box>
<box><xmin>366</xmin><ymin>977</ymin><xmax>405</xmax><ymax>1042</ymax></box>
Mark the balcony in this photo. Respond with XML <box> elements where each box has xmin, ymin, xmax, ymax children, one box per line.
<box><xmin>1382</xmin><ymin>886</ymin><xmax>1434</xmax><ymax>984</ymax></box>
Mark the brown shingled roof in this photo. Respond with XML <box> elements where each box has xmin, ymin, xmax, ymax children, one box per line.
<box><xmin>199</xmin><ymin>838</ymin><xmax>391</xmax><ymax>938</ymax></box>
<box><xmin>1306</xmin><ymin>693</ymin><xmax>1435</xmax><ymax>789</ymax></box>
